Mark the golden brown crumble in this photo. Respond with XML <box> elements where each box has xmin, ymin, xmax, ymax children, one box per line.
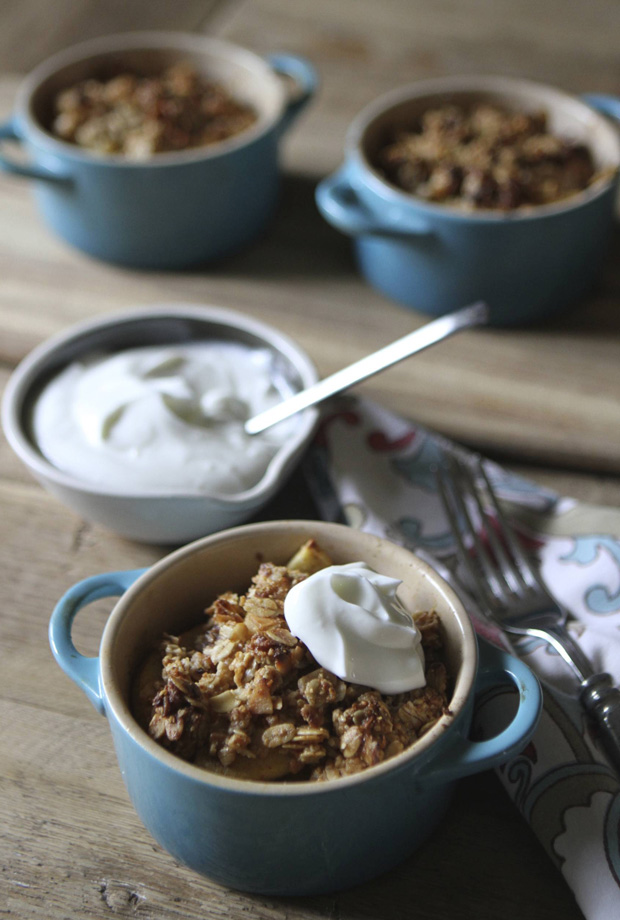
<box><xmin>51</xmin><ymin>62</ymin><xmax>257</xmax><ymax>158</ymax></box>
<box><xmin>133</xmin><ymin>540</ymin><xmax>451</xmax><ymax>782</ymax></box>
<box><xmin>376</xmin><ymin>103</ymin><xmax>596</xmax><ymax>209</ymax></box>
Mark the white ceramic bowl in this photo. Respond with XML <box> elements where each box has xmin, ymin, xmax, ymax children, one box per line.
<box><xmin>1</xmin><ymin>304</ymin><xmax>319</xmax><ymax>543</ymax></box>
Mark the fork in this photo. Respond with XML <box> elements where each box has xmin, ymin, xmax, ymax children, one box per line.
<box><xmin>436</xmin><ymin>452</ymin><xmax>620</xmax><ymax>772</ymax></box>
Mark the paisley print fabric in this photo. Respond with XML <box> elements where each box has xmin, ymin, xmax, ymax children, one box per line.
<box><xmin>305</xmin><ymin>396</ymin><xmax>620</xmax><ymax>919</ymax></box>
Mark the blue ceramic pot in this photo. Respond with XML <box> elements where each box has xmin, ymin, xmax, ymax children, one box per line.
<box><xmin>316</xmin><ymin>76</ymin><xmax>620</xmax><ymax>326</ymax></box>
<box><xmin>0</xmin><ymin>33</ymin><xmax>317</xmax><ymax>268</ymax></box>
<box><xmin>49</xmin><ymin>521</ymin><xmax>541</xmax><ymax>896</ymax></box>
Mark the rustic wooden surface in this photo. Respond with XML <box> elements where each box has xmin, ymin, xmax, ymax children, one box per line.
<box><xmin>2</xmin><ymin>1</ymin><xmax>620</xmax><ymax>918</ymax></box>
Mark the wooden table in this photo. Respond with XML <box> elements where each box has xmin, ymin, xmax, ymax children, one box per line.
<box><xmin>2</xmin><ymin>2</ymin><xmax>620</xmax><ymax>918</ymax></box>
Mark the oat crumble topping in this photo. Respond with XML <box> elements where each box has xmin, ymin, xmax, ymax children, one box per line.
<box><xmin>133</xmin><ymin>540</ymin><xmax>451</xmax><ymax>782</ymax></box>
<box><xmin>375</xmin><ymin>103</ymin><xmax>596</xmax><ymax>210</ymax></box>
<box><xmin>50</xmin><ymin>62</ymin><xmax>257</xmax><ymax>158</ymax></box>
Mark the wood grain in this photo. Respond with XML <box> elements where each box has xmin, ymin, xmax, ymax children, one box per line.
<box><xmin>0</xmin><ymin>0</ymin><xmax>228</xmax><ymax>74</ymax></box>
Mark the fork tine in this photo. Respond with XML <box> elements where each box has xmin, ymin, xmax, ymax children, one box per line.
<box><xmin>447</xmin><ymin>455</ymin><xmax>521</xmax><ymax>605</ymax></box>
<box><xmin>464</xmin><ymin>457</ymin><xmax>529</xmax><ymax>597</ymax></box>
<box><xmin>476</xmin><ymin>459</ymin><xmax>545</xmax><ymax>594</ymax></box>
<box><xmin>437</xmin><ymin>458</ymin><xmax>503</xmax><ymax>612</ymax></box>
<box><xmin>454</xmin><ymin>457</ymin><xmax>522</xmax><ymax>598</ymax></box>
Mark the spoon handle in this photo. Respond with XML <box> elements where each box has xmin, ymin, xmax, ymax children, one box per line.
<box><xmin>245</xmin><ymin>301</ymin><xmax>489</xmax><ymax>435</ymax></box>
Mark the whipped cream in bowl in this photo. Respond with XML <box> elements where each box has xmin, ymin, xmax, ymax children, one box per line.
<box><xmin>32</xmin><ymin>341</ymin><xmax>299</xmax><ymax>496</ymax></box>
<box><xmin>2</xmin><ymin>304</ymin><xmax>319</xmax><ymax>542</ymax></box>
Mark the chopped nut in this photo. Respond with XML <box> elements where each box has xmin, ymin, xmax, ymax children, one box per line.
<box><xmin>219</xmin><ymin>622</ymin><xmax>250</xmax><ymax>642</ymax></box>
<box><xmin>262</xmin><ymin>723</ymin><xmax>297</xmax><ymax>748</ymax></box>
<box><xmin>293</xmin><ymin>726</ymin><xmax>330</xmax><ymax>743</ymax></box>
<box><xmin>210</xmin><ymin>690</ymin><xmax>239</xmax><ymax>713</ymax></box>
<box><xmin>298</xmin><ymin>744</ymin><xmax>327</xmax><ymax>764</ymax></box>
<box><xmin>265</xmin><ymin>626</ymin><xmax>298</xmax><ymax>647</ymax></box>
<box><xmin>245</xmin><ymin>596</ymin><xmax>282</xmax><ymax>617</ymax></box>
<box><xmin>298</xmin><ymin>668</ymin><xmax>347</xmax><ymax>705</ymax></box>
<box><xmin>210</xmin><ymin>640</ymin><xmax>236</xmax><ymax>663</ymax></box>
<box><xmin>340</xmin><ymin>727</ymin><xmax>362</xmax><ymax>759</ymax></box>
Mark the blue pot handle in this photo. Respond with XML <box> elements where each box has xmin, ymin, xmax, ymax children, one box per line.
<box><xmin>0</xmin><ymin>116</ymin><xmax>70</xmax><ymax>183</ymax></box>
<box><xmin>582</xmin><ymin>93</ymin><xmax>620</xmax><ymax>122</ymax></box>
<box><xmin>316</xmin><ymin>165</ymin><xmax>432</xmax><ymax>237</ymax></box>
<box><xmin>49</xmin><ymin>569</ymin><xmax>146</xmax><ymax>714</ymax></box>
<box><xmin>267</xmin><ymin>53</ymin><xmax>318</xmax><ymax>135</ymax></box>
<box><xmin>419</xmin><ymin>639</ymin><xmax>542</xmax><ymax>783</ymax></box>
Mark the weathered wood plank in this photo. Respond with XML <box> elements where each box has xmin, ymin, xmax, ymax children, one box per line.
<box><xmin>1</xmin><ymin>2</ymin><xmax>619</xmax><ymax>918</ymax></box>
<box><xmin>219</xmin><ymin>0</ymin><xmax>620</xmax><ymax>176</ymax></box>
<box><xmin>0</xmin><ymin>0</ymin><xmax>227</xmax><ymax>74</ymax></box>
<box><xmin>0</xmin><ymin>143</ymin><xmax>618</xmax><ymax>471</ymax></box>
<box><xmin>1</xmin><ymin>697</ymin><xmax>584</xmax><ymax>920</ymax></box>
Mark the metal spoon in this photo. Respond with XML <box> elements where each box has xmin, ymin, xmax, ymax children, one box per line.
<box><xmin>245</xmin><ymin>301</ymin><xmax>489</xmax><ymax>435</ymax></box>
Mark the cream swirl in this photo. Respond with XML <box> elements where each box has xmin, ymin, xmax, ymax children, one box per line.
<box><xmin>284</xmin><ymin>562</ymin><xmax>425</xmax><ymax>693</ymax></box>
<box><xmin>32</xmin><ymin>342</ymin><xmax>296</xmax><ymax>495</ymax></box>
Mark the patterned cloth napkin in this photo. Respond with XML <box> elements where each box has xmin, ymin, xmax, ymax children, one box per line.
<box><xmin>303</xmin><ymin>395</ymin><xmax>620</xmax><ymax>920</ymax></box>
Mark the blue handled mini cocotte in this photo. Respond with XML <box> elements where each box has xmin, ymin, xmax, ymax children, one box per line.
<box><xmin>316</xmin><ymin>76</ymin><xmax>620</xmax><ymax>326</ymax></box>
<box><xmin>0</xmin><ymin>33</ymin><xmax>317</xmax><ymax>268</ymax></box>
<box><xmin>47</xmin><ymin>521</ymin><xmax>542</xmax><ymax>896</ymax></box>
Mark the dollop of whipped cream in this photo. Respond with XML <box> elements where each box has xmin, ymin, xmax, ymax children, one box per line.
<box><xmin>284</xmin><ymin>562</ymin><xmax>425</xmax><ymax>694</ymax></box>
<box><xmin>31</xmin><ymin>342</ymin><xmax>297</xmax><ymax>495</ymax></box>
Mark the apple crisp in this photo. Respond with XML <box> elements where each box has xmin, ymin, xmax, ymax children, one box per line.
<box><xmin>375</xmin><ymin>102</ymin><xmax>596</xmax><ymax>210</ymax></box>
<box><xmin>133</xmin><ymin>540</ymin><xmax>451</xmax><ymax>782</ymax></box>
<box><xmin>50</xmin><ymin>62</ymin><xmax>257</xmax><ymax>158</ymax></box>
